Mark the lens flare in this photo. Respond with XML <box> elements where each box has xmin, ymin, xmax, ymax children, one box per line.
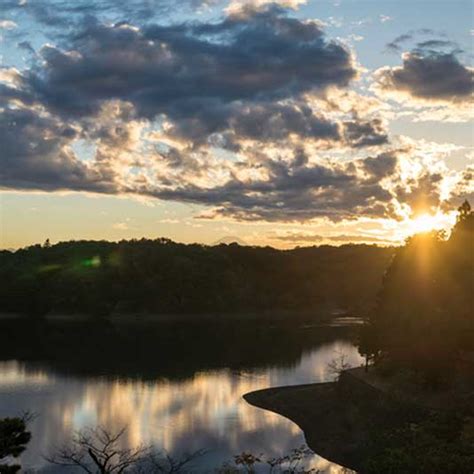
<box><xmin>81</xmin><ymin>256</ymin><xmax>101</xmax><ymax>268</ymax></box>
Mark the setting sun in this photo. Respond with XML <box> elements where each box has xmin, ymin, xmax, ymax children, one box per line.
<box><xmin>0</xmin><ymin>0</ymin><xmax>472</xmax><ymax>472</ymax></box>
<box><xmin>408</xmin><ymin>213</ymin><xmax>444</xmax><ymax>234</ymax></box>
<box><xmin>400</xmin><ymin>211</ymin><xmax>457</xmax><ymax>240</ymax></box>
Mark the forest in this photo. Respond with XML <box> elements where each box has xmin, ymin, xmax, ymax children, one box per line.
<box><xmin>0</xmin><ymin>240</ymin><xmax>393</xmax><ymax>318</ymax></box>
<box><xmin>360</xmin><ymin>200</ymin><xmax>474</xmax><ymax>380</ymax></box>
<box><xmin>354</xmin><ymin>202</ymin><xmax>474</xmax><ymax>471</ymax></box>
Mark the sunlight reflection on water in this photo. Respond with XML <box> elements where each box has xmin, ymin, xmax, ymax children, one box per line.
<box><xmin>0</xmin><ymin>340</ymin><xmax>362</xmax><ymax>473</ymax></box>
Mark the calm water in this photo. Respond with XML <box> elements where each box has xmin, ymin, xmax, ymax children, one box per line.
<box><xmin>0</xmin><ymin>320</ymin><xmax>362</xmax><ymax>472</ymax></box>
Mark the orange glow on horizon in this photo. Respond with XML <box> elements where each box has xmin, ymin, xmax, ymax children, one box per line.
<box><xmin>401</xmin><ymin>212</ymin><xmax>456</xmax><ymax>240</ymax></box>
<box><xmin>408</xmin><ymin>213</ymin><xmax>444</xmax><ymax>234</ymax></box>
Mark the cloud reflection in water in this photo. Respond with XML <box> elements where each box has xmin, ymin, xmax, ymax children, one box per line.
<box><xmin>0</xmin><ymin>340</ymin><xmax>362</xmax><ymax>472</ymax></box>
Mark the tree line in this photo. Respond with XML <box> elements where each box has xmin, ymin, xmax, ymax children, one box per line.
<box><xmin>0</xmin><ymin>241</ymin><xmax>393</xmax><ymax>318</ymax></box>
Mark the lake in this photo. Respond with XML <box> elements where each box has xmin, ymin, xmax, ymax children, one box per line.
<box><xmin>0</xmin><ymin>319</ymin><xmax>363</xmax><ymax>472</ymax></box>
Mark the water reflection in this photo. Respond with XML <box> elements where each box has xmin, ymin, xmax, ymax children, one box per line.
<box><xmin>0</xmin><ymin>323</ymin><xmax>361</xmax><ymax>473</ymax></box>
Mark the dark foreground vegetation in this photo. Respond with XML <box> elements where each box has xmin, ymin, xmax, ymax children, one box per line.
<box><xmin>357</xmin><ymin>201</ymin><xmax>474</xmax><ymax>471</ymax></box>
<box><xmin>0</xmin><ymin>421</ymin><xmax>318</xmax><ymax>473</ymax></box>
<box><xmin>360</xmin><ymin>200</ymin><xmax>474</xmax><ymax>382</ymax></box>
<box><xmin>0</xmin><ymin>415</ymin><xmax>31</xmax><ymax>473</ymax></box>
<box><xmin>246</xmin><ymin>369</ymin><xmax>474</xmax><ymax>474</ymax></box>
<box><xmin>245</xmin><ymin>202</ymin><xmax>474</xmax><ymax>473</ymax></box>
<box><xmin>0</xmin><ymin>240</ymin><xmax>393</xmax><ymax>318</ymax></box>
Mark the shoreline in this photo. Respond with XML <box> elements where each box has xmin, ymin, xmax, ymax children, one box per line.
<box><xmin>243</xmin><ymin>368</ymin><xmax>438</xmax><ymax>472</ymax></box>
<box><xmin>244</xmin><ymin>381</ymin><xmax>363</xmax><ymax>472</ymax></box>
<box><xmin>244</xmin><ymin>367</ymin><xmax>474</xmax><ymax>472</ymax></box>
<box><xmin>0</xmin><ymin>311</ymin><xmax>363</xmax><ymax>327</ymax></box>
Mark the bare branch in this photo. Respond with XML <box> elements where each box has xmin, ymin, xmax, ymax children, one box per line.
<box><xmin>45</xmin><ymin>426</ymin><xmax>149</xmax><ymax>473</ymax></box>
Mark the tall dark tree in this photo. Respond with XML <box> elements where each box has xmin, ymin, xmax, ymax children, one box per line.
<box><xmin>359</xmin><ymin>201</ymin><xmax>474</xmax><ymax>382</ymax></box>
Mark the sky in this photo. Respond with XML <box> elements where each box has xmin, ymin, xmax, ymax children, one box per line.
<box><xmin>0</xmin><ymin>0</ymin><xmax>472</xmax><ymax>249</ymax></box>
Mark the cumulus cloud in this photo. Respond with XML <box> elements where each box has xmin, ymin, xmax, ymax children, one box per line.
<box><xmin>377</xmin><ymin>34</ymin><xmax>473</xmax><ymax>108</ymax></box>
<box><xmin>146</xmin><ymin>150</ymin><xmax>407</xmax><ymax>222</ymax></box>
<box><xmin>0</xmin><ymin>106</ymin><xmax>115</xmax><ymax>193</ymax></box>
<box><xmin>2</xmin><ymin>5</ymin><xmax>366</xmax><ymax>160</ymax></box>
<box><xmin>155</xmin><ymin>101</ymin><xmax>343</xmax><ymax>149</ymax></box>
<box><xmin>21</xmin><ymin>7</ymin><xmax>356</xmax><ymax>122</ymax></box>
<box><xmin>0</xmin><ymin>6</ymin><xmax>387</xmax><ymax>208</ymax></box>
<box><xmin>0</xmin><ymin>4</ymin><xmax>469</xmax><ymax>227</ymax></box>
<box><xmin>342</xmin><ymin>118</ymin><xmax>388</xmax><ymax>148</ymax></box>
<box><xmin>1</xmin><ymin>0</ymin><xmax>213</xmax><ymax>28</ymax></box>
<box><xmin>375</xmin><ymin>50</ymin><xmax>473</xmax><ymax>106</ymax></box>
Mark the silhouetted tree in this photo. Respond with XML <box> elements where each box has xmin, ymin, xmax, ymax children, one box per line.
<box><xmin>359</xmin><ymin>201</ymin><xmax>474</xmax><ymax>382</ymax></box>
<box><xmin>0</xmin><ymin>416</ymin><xmax>31</xmax><ymax>474</ymax></box>
<box><xmin>457</xmin><ymin>200</ymin><xmax>471</xmax><ymax>222</ymax></box>
<box><xmin>46</xmin><ymin>427</ymin><xmax>149</xmax><ymax>473</ymax></box>
<box><xmin>46</xmin><ymin>427</ymin><xmax>205</xmax><ymax>473</ymax></box>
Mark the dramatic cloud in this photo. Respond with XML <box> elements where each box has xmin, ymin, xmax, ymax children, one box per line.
<box><xmin>146</xmin><ymin>151</ymin><xmax>405</xmax><ymax>222</ymax></box>
<box><xmin>342</xmin><ymin>118</ymin><xmax>388</xmax><ymax>148</ymax></box>
<box><xmin>148</xmin><ymin>146</ymin><xmax>467</xmax><ymax>223</ymax></box>
<box><xmin>0</xmin><ymin>106</ymin><xmax>115</xmax><ymax>193</ymax></box>
<box><xmin>0</xmin><ymin>0</ymin><xmax>213</xmax><ymax>27</ymax></box>
<box><xmin>394</xmin><ymin>171</ymin><xmax>444</xmax><ymax>216</ymax></box>
<box><xmin>20</xmin><ymin>7</ymin><xmax>356</xmax><ymax>121</ymax></box>
<box><xmin>152</xmin><ymin>100</ymin><xmax>389</xmax><ymax>150</ymax></box>
<box><xmin>156</xmin><ymin>101</ymin><xmax>343</xmax><ymax>148</ymax></box>
<box><xmin>375</xmin><ymin>50</ymin><xmax>473</xmax><ymax>105</ymax></box>
<box><xmin>0</xmin><ymin>5</ymin><xmax>387</xmax><ymax>211</ymax></box>
<box><xmin>0</xmin><ymin>3</ymin><xmax>470</xmax><ymax>228</ymax></box>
